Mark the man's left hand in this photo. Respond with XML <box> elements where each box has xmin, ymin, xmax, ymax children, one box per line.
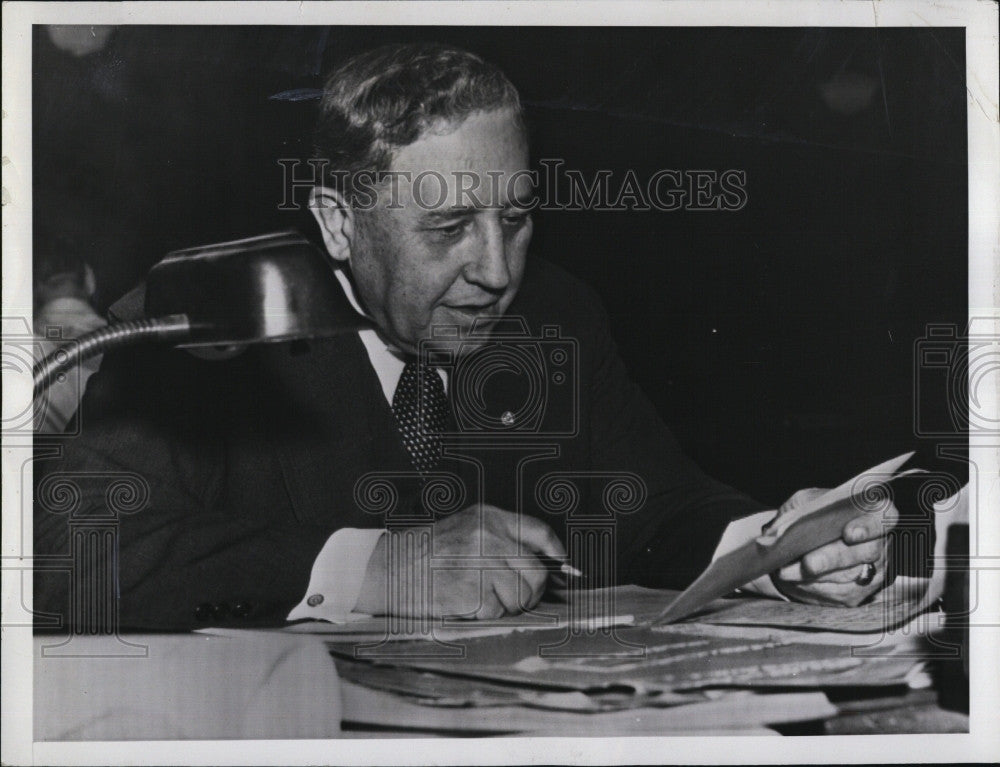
<box><xmin>770</xmin><ymin>488</ymin><xmax>897</xmax><ymax>607</ymax></box>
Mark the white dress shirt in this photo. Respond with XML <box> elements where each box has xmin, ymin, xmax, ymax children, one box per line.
<box><xmin>287</xmin><ymin>270</ymin><xmax>780</xmax><ymax>623</ymax></box>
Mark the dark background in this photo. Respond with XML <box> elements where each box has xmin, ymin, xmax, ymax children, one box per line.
<box><xmin>32</xmin><ymin>25</ymin><xmax>969</xmax><ymax>506</ymax></box>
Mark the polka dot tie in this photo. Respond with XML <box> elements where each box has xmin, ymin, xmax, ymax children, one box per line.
<box><xmin>392</xmin><ymin>361</ymin><xmax>448</xmax><ymax>475</ymax></box>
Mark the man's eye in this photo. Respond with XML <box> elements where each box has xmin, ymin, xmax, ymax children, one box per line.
<box><xmin>502</xmin><ymin>213</ymin><xmax>530</xmax><ymax>228</ymax></box>
<box><xmin>434</xmin><ymin>221</ymin><xmax>469</xmax><ymax>238</ymax></box>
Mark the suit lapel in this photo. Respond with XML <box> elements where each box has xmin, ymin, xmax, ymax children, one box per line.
<box><xmin>261</xmin><ymin>333</ymin><xmax>413</xmax><ymax>527</ymax></box>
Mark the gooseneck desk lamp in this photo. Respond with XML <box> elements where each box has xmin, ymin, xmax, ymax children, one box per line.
<box><xmin>33</xmin><ymin>231</ymin><xmax>370</xmax><ymax>399</ymax></box>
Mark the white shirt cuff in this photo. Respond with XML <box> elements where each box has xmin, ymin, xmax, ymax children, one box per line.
<box><xmin>712</xmin><ymin>510</ymin><xmax>787</xmax><ymax>600</ymax></box>
<box><xmin>287</xmin><ymin>528</ymin><xmax>385</xmax><ymax>623</ymax></box>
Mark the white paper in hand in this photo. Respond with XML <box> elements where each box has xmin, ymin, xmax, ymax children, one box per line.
<box><xmin>654</xmin><ymin>452</ymin><xmax>920</xmax><ymax>625</ymax></box>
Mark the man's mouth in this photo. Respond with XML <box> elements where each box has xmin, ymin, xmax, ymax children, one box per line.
<box><xmin>444</xmin><ymin>302</ymin><xmax>498</xmax><ymax>316</ymax></box>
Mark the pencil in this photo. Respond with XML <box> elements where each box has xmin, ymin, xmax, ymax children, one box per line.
<box><xmin>560</xmin><ymin>562</ymin><xmax>584</xmax><ymax>578</ymax></box>
<box><xmin>539</xmin><ymin>554</ymin><xmax>584</xmax><ymax>578</ymax></box>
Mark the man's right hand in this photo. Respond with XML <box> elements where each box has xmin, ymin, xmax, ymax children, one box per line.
<box><xmin>353</xmin><ymin>504</ymin><xmax>566</xmax><ymax>620</ymax></box>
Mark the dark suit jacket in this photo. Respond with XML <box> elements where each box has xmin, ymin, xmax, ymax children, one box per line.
<box><xmin>34</xmin><ymin>257</ymin><xmax>765</xmax><ymax>630</ymax></box>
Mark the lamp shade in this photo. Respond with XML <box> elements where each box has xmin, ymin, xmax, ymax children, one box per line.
<box><xmin>144</xmin><ymin>230</ymin><xmax>369</xmax><ymax>347</ymax></box>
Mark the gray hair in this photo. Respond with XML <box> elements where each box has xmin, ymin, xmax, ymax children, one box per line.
<box><xmin>311</xmin><ymin>42</ymin><xmax>525</xmax><ymax>201</ymax></box>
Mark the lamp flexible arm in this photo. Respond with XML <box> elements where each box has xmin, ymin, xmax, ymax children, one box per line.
<box><xmin>33</xmin><ymin>314</ymin><xmax>191</xmax><ymax>399</ymax></box>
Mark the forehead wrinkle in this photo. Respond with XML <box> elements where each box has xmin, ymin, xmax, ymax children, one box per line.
<box><xmin>380</xmin><ymin>108</ymin><xmax>529</xmax><ymax>212</ymax></box>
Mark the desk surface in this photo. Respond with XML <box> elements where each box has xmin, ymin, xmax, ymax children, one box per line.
<box><xmin>33</xmin><ymin>631</ymin><xmax>343</xmax><ymax>741</ymax></box>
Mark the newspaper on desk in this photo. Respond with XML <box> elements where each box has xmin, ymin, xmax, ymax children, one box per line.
<box><xmin>696</xmin><ymin>575</ymin><xmax>940</xmax><ymax>633</ymax></box>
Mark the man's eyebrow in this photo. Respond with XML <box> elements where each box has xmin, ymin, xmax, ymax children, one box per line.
<box><xmin>418</xmin><ymin>196</ymin><xmax>535</xmax><ymax>222</ymax></box>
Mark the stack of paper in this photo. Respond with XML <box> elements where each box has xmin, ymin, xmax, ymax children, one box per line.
<box><xmin>337</xmin><ymin>678</ymin><xmax>836</xmax><ymax>735</ymax></box>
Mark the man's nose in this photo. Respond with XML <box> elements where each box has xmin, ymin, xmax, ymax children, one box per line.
<box><xmin>465</xmin><ymin>222</ymin><xmax>510</xmax><ymax>292</ymax></box>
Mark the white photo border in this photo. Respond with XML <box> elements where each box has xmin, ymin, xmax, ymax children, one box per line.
<box><xmin>3</xmin><ymin>1</ymin><xmax>998</xmax><ymax>764</ymax></box>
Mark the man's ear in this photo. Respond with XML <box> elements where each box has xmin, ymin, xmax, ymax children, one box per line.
<box><xmin>309</xmin><ymin>186</ymin><xmax>354</xmax><ymax>264</ymax></box>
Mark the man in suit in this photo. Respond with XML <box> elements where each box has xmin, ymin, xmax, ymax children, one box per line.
<box><xmin>34</xmin><ymin>43</ymin><xmax>896</xmax><ymax>631</ymax></box>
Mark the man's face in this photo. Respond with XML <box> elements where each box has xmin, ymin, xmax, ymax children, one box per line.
<box><xmin>348</xmin><ymin>108</ymin><xmax>533</xmax><ymax>356</ymax></box>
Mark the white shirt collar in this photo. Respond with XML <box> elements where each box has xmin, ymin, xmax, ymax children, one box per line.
<box><xmin>333</xmin><ymin>267</ymin><xmax>447</xmax><ymax>403</ymax></box>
